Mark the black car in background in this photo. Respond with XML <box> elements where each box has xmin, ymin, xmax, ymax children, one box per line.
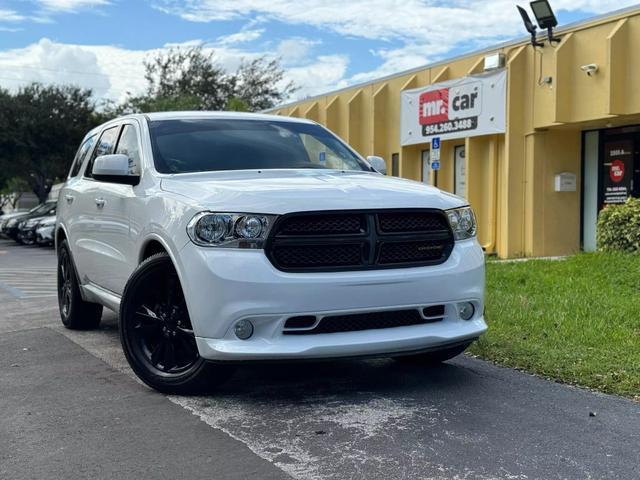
<box><xmin>17</xmin><ymin>211</ymin><xmax>57</xmax><ymax>245</ymax></box>
<box><xmin>0</xmin><ymin>209</ymin><xmax>29</xmax><ymax>237</ymax></box>
<box><xmin>2</xmin><ymin>202</ymin><xmax>56</xmax><ymax>242</ymax></box>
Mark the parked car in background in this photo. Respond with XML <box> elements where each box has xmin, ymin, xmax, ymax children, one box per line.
<box><xmin>3</xmin><ymin>201</ymin><xmax>56</xmax><ymax>241</ymax></box>
<box><xmin>0</xmin><ymin>209</ymin><xmax>28</xmax><ymax>238</ymax></box>
<box><xmin>35</xmin><ymin>215</ymin><xmax>56</xmax><ymax>246</ymax></box>
<box><xmin>56</xmin><ymin>112</ymin><xmax>486</xmax><ymax>394</ymax></box>
<box><xmin>17</xmin><ymin>208</ymin><xmax>57</xmax><ymax>245</ymax></box>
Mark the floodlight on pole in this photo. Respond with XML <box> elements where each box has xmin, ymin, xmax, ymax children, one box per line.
<box><xmin>517</xmin><ymin>5</ymin><xmax>544</xmax><ymax>48</ymax></box>
<box><xmin>530</xmin><ymin>0</ymin><xmax>560</xmax><ymax>44</ymax></box>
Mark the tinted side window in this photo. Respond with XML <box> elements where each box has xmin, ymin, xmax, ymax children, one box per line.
<box><xmin>69</xmin><ymin>135</ymin><xmax>96</xmax><ymax>177</ymax></box>
<box><xmin>85</xmin><ymin>126</ymin><xmax>120</xmax><ymax>178</ymax></box>
<box><xmin>115</xmin><ymin>125</ymin><xmax>141</xmax><ymax>175</ymax></box>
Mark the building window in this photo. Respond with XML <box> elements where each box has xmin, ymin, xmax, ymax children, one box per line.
<box><xmin>391</xmin><ymin>153</ymin><xmax>399</xmax><ymax>176</ymax></box>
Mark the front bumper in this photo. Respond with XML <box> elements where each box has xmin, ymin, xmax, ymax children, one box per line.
<box><xmin>36</xmin><ymin>225</ymin><xmax>54</xmax><ymax>245</ymax></box>
<box><xmin>177</xmin><ymin>239</ymin><xmax>486</xmax><ymax>361</ymax></box>
<box><xmin>18</xmin><ymin>226</ymin><xmax>37</xmax><ymax>243</ymax></box>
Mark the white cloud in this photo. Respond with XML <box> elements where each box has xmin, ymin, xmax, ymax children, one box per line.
<box><xmin>276</xmin><ymin>37</ymin><xmax>320</xmax><ymax>65</ymax></box>
<box><xmin>36</xmin><ymin>0</ymin><xmax>111</xmax><ymax>12</ymax></box>
<box><xmin>0</xmin><ymin>8</ymin><xmax>25</xmax><ymax>22</ymax></box>
<box><xmin>285</xmin><ymin>54</ymin><xmax>349</xmax><ymax>99</ymax></box>
<box><xmin>0</xmin><ymin>38</ymin><xmax>114</xmax><ymax>98</ymax></box>
<box><xmin>0</xmin><ymin>37</ymin><xmax>350</xmax><ymax>105</ymax></box>
<box><xmin>3</xmin><ymin>1</ymin><xmax>636</xmax><ymax>108</ymax></box>
<box><xmin>216</xmin><ymin>28</ymin><xmax>264</xmax><ymax>45</ymax></box>
<box><xmin>154</xmin><ymin>0</ymin><xmax>640</xmax><ymax>84</ymax></box>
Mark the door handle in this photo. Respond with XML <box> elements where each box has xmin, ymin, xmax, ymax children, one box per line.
<box><xmin>65</xmin><ymin>194</ymin><xmax>74</xmax><ymax>204</ymax></box>
<box><xmin>95</xmin><ymin>198</ymin><xmax>106</xmax><ymax>209</ymax></box>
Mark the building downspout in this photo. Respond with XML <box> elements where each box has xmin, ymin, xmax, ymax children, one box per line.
<box><xmin>481</xmin><ymin>135</ymin><xmax>498</xmax><ymax>253</ymax></box>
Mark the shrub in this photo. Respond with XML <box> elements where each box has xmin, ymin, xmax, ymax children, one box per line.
<box><xmin>597</xmin><ymin>197</ymin><xmax>640</xmax><ymax>253</ymax></box>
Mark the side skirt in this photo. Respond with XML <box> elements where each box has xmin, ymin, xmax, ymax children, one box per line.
<box><xmin>80</xmin><ymin>283</ymin><xmax>121</xmax><ymax>313</ymax></box>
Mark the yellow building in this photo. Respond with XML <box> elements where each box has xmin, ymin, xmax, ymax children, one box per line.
<box><xmin>267</xmin><ymin>6</ymin><xmax>640</xmax><ymax>258</ymax></box>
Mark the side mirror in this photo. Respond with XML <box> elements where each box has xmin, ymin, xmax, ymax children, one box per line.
<box><xmin>92</xmin><ymin>154</ymin><xmax>139</xmax><ymax>185</ymax></box>
<box><xmin>367</xmin><ymin>156</ymin><xmax>387</xmax><ymax>175</ymax></box>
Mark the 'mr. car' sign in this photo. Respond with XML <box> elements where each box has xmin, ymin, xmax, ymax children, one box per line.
<box><xmin>400</xmin><ymin>69</ymin><xmax>507</xmax><ymax>146</ymax></box>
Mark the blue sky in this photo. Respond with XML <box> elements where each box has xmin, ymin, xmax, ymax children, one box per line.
<box><xmin>0</xmin><ymin>0</ymin><xmax>638</xmax><ymax>105</ymax></box>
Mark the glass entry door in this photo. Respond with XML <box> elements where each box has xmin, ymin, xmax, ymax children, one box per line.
<box><xmin>583</xmin><ymin>126</ymin><xmax>640</xmax><ymax>251</ymax></box>
<box><xmin>599</xmin><ymin>128</ymin><xmax>640</xmax><ymax>209</ymax></box>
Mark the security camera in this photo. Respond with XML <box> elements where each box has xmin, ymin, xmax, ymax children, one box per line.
<box><xmin>580</xmin><ymin>64</ymin><xmax>599</xmax><ymax>76</ymax></box>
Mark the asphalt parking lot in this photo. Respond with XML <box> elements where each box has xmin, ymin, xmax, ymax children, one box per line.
<box><xmin>1</xmin><ymin>238</ymin><xmax>639</xmax><ymax>480</ymax></box>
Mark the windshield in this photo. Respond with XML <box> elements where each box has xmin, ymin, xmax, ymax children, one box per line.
<box><xmin>31</xmin><ymin>203</ymin><xmax>54</xmax><ymax>214</ymax></box>
<box><xmin>148</xmin><ymin>119</ymin><xmax>370</xmax><ymax>174</ymax></box>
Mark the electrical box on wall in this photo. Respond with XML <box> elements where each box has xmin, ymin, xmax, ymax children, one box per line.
<box><xmin>554</xmin><ymin>172</ymin><xmax>577</xmax><ymax>192</ymax></box>
<box><xmin>484</xmin><ymin>53</ymin><xmax>505</xmax><ymax>71</ymax></box>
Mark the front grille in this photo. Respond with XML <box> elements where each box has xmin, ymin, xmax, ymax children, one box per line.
<box><xmin>378</xmin><ymin>212</ymin><xmax>449</xmax><ymax>233</ymax></box>
<box><xmin>378</xmin><ymin>240</ymin><xmax>448</xmax><ymax>264</ymax></box>
<box><xmin>278</xmin><ymin>214</ymin><xmax>364</xmax><ymax>235</ymax></box>
<box><xmin>283</xmin><ymin>308</ymin><xmax>444</xmax><ymax>335</ymax></box>
<box><xmin>272</xmin><ymin>244</ymin><xmax>363</xmax><ymax>269</ymax></box>
<box><xmin>266</xmin><ymin>210</ymin><xmax>454</xmax><ymax>272</ymax></box>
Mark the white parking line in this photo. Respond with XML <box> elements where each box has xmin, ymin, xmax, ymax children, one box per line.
<box><xmin>0</xmin><ymin>267</ymin><xmax>57</xmax><ymax>299</ymax></box>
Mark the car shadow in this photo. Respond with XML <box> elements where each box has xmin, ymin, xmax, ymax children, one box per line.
<box><xmin>100</xmin><ymin>311</ymin><xmax>483</xmax><ymax>401</ymax></box>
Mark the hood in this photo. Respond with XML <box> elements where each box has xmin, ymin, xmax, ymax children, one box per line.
<box><xmin>0</xmin><ymin>211</ymin><xmax>28</xmax><ymax>221</ymax></box>
<box><xmin>160</xmin><ymin>169</ymin><xmax>466</xmax><ymax>214</ymax></box>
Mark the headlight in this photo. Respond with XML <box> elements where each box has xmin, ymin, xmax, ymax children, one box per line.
<box><xmin>187</xmin><ymin>212</ymin><xmax>277</xmax><ymax>248</ymax></box>
<box><xmin>446</xmin><ymin>207</ymin><xmax>477</xmax><ymax>241</ymax></box>
<box><xmin>39</xmin><ymin>217</ymin><xmax>56</xmax><ymax>227</ymax></box>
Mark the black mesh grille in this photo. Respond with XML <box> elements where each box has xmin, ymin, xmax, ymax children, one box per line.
<box><xmin>267</xmin><ymin>210</ymin><xmax>454</xmax><ymax>272</ymax></box>
<box><xmin>278</xmin><ymin>214</ymin><xmax>364</xmax><ymax>235</ymax></box>
<box><xmin>378</xmin><ymin>212</ymin><xmax>449</xmax><ymax>233</ymax></box>
<box><xmin>272</xmin><ymin>244</ymin><xmax>362</xmax><ymax>268</ymax></box>
<box><xmin>378</xmin><ymin>241</ymin><xmax>447</xmax><ymax>265</ymax></box>
<box><xmin>284</xmin><ymin>309</ymin><xmax>429</xmax><ymax>335</ymax></box>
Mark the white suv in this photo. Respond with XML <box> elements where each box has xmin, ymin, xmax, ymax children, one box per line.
<box><xmin>56</xmin><ymin>112</ymin><xmax>486</xmax><ymax>394</ymax></box>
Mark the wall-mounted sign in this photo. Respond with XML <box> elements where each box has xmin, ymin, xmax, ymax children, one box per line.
<box><xmin>400</xmin><ymin>69</ymin><xmax>507</xmax><ymax>146</ymax></box>
<box><xmin>554</xmin><ymin>172</ymin><xmax>577</xmax><ymax>192</ymax></box>
<box><xmin>602</xmin><ymin>140</ymin><xmax>633</xmax><ymax>206</ymax></box>
<box><xmin>431</xmin><ymin>137</ymin><xmax>441</xmax><ymax>163</ymax></box>
<box><xmin>454</xmin><ymin>145</ymin><xmax>466</xmax><ymax>197</ymax></box>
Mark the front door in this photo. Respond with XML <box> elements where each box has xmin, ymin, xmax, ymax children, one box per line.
<box><xmin>599</xmin><ymin>129</ymin><xmax>639</xmax><ymax>209</ymax></box>
<box><xmin>583</xmin><ymin>126</ymin><xmax>640</xmax><ymax>251</ymax></box>
<box><xmin>73</xmin><ymin>124</ymin><xmax>121</xmax><ymax>285</ymax></box>
<box><xmin>89</xmin><ymin>122</ymin><xmax>142</xmax><ymax>294</ymax></box>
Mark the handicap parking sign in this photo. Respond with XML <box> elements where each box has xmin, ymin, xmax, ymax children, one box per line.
<box><xmin>432</xmin><ymin>161</ymin><xmax>440</xmax><ymax>171</ymax></box>
<box><xmin>431</xmin><ymin>137</ymin><xmax>441</xmax><ymax>150</ymax></box>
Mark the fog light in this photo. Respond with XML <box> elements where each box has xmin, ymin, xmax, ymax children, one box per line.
<box><xmin>234</xmin><ymin>319</ymin><xmax>254</xmax><ymax>340</ymax></box>
<box><xmin>458</xmin><ymin>302</ymin><xmax>475</xmax><ymax>321</ymax></box>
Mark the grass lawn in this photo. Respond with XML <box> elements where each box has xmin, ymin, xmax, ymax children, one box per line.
<box><xmin>470</xmin><ymin>252</ymin><xmax>640</xmax><ymax>400</ymax></box>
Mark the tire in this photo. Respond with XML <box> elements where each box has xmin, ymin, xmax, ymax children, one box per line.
<box><xmin>393</xmin><ymin>341</ymin><xmax>473</xmax><ymax>365</ymax></box>
<box><xmin>57</xmin><ymin>240</ymin><xmax>103</xmax><ymax>330</ymax></box>
<box><xmin>119</xmin><ymin>253</ymin><xmax>234</xmax><ymax>395</ymax></box>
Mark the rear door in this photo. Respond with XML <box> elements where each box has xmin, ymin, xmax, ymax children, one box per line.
<box><xmin>59</xmin><ymin>133</ymin><xmax>97</xmax><ymax>255</ymax></box>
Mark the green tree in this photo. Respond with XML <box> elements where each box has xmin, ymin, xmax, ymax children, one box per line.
<box><xmin>122</xmin><ymin>47</ymin><xmax>296</xmax><ymax>113</ymax></box>
<box><xmin>0</xmin><ymin>83</ymin><xmax>102</xmax><ymax>203</ymax></box>
<box><xmin>0</xmin><ymin>177</ymin><xmax>30</xmax><ymax>211</ymax></box>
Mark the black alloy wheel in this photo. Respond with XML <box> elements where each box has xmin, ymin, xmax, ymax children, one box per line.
<box><xmin>59</xmin><ymin>247</ymin><xmax>73</xmax><ymax>318</ymax></box>
<box><xmin>119</xmin><ymin>253</ymin><xmax>234</xmax><ymax>394</ymax></box>
<box><xmin>127</xmin><ymin>269</ymin><xmax>199</xmax><ymax>375</ymax></box>
<box><xmin>57</xmin><ymin>239</ymin><xmax>103</xmax><ymax>330</ymax></box>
